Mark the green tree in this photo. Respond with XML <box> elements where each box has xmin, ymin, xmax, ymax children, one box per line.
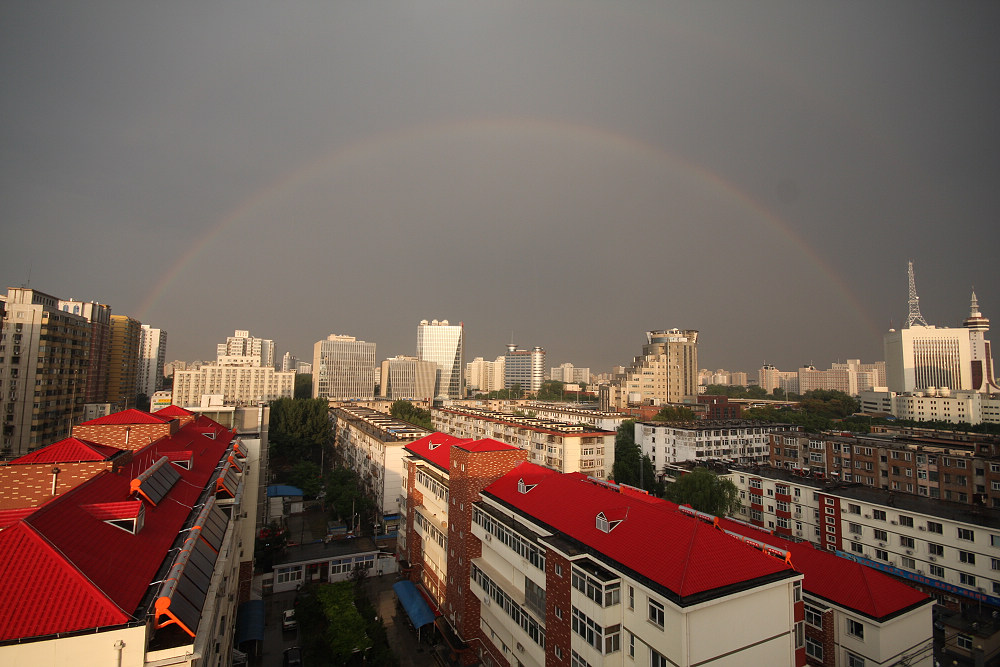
<box><xmin>269</xmin><ymin>397</ymin><xmax>331</xmax><ymax>466</ymax></box>
<box><xmin>535</xmin><ymin>380</ymin><xmax>565</xmax><ymax>401</ymax></box>
<box><xmin>651</xmin><ymin>405</ymin><xmax>695</xmax><ymax>421</ymax></box>
<box><xmin>389</xmin><ymin>400</ymin><xmax>432</xmax><ymax>430</ymax></box>
<box><xmin>611</xmin><ymin>420</ymin><xmax>657</xmax><ymax>492</ymax></box>
<box><xmin>294</xmin><ymin>373</ymin><xmax>313</xmax><ymax>399</ymax></box>
<box><xmin>663</xmin><ymin>467</ymin><xmax>741</xmax><ymax>516</ymax></box>
<box><xmin>288</xmin><ymin>460</ymin><xmax>323</xmax><ymax>497</ymax></box>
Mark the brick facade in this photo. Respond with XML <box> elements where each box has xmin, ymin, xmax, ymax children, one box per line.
<box><xmin>446</xmin><ymin>446</ymin><xmax>526</xmax><ymax>666</ymax></box>
<box><xmin>544</xmin><ymin>551</ymin><xmax>571</xmax><ymax>666</ymax></box>
<box><xmin>72</xmin><ymin>421</ymin><xmax>177</xmax><ymax>451</ymax></box>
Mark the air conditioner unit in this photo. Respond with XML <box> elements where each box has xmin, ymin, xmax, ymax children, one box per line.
<box><xmin>928</xmin><ymin>556</ymin><xmax>937</xmax><ymax>562</ymax></box>
<box><xmin>917</xmin><ymin>570</ymin><xmax>924</xmax><ymax>575</ymax></box>
<box><xmin>890</xmin><ymin>520</ymin><xmax>898</xmax><ymax>525</ymax></box>
<box><xmin>483</xmin><ymin>596</ymin><xmax>491</xmax><ymax>606</ymax></box>
<box><xmin>840</xmin><ymin>508</ymin><xmax>847</xmax><ymax>513</ymax></box>
<box><xmin>878</xmin><ymin>542</ymin><xmax>886</xmax><ymax>547</ymax></box>
<box><xmin>906</xmin><ymin>549</ymin><xmax>913</xmax><ymax>555</ymax></box>
<box><xmin>978</xmin><ymin>587</ymin><xmax>987</xmax><ymax>593</ymax></box>
<box><xmin>918</xmin><ymin>526</ymin><xmax>926</xmax><ymax>531</ymax></box>
<box><xmin>484</xmin><ymin>533</ymin><xmax>492</xmax><ymax>542</ymax></box>
<box><xmin>864</xmin><ymin>514</ymin><xmax>872</xmax><ymax>519</ymax></box>
<box><xmin>516</xmin><ymin>643</ymin><xmax>525</xmax><ymax>653</ymax></box>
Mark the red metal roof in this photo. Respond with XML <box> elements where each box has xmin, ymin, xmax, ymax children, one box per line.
<box><xmin>12</xmin><ymin>437</ymin><xmax>122</xmax><ymax>463</ymax></box>
<box><xmin>714</xmin><ymin>517</ymin><xmax>929</xmax><ymax>620</ymax></box>
<box><xmin>80</xmin><ymin>408</ymin><xmax>172</xmax><ymax>425</ymax></box>
<box><xmin>153</xmin><ymin>405</ymin><xmax>194</xmax><ymax>418</ymax></box>
<box><xmin>404</xmin><ymin>433</ymin><xmax>474</xmax><ymax>471</ymax></box>
<box><xmin>0</xmin><ymin>415</ymin><xmax>236</xmax><ymax>641</ymax></box>
<box><xmin>485</xmin><ymin>464</ymin><xmax>793</xmax><ymax>600</ymax></box>
<box><xmin>459</xmin><ymin>438</ymin><xmax>519</xmax><ymax>454</ymax></box>
<box><xmin>0</xmin><ymin>522</ymin><xmax>130</xmax><ymax>639</ymax></box>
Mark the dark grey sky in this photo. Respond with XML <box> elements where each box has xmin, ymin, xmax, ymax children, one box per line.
<box><xmin>3</xmin><ymin>2</ymin><xmax>998</xmax><ymax>374</ymax></box>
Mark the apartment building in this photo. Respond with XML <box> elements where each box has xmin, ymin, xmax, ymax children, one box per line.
<box><xmin>58</xmin><ymin>298</ymin><xmax>112</xmax><ymax>404</ymax></box>
<box><xmin>0</xmin><ymin>406</ymin><xmax>258</xmax><ymax>667</ymax></box>
<box><xmin>1</xmin><ymin>288</ymin><xmax>91</xmax><ymax>456</ymax></box>
<box><xmin>333</xmin><ymin>406</ymin><xmax>429</xmax><ymax>531</ymax></box>
<box><xmin>466</xmin><ymin>356</ymin><xmax>505</xmax><ymax>394</ymax></box>
<box><xmin>399</xmin><ymin>432</ymin><xmax>527</xmax><ymax>622</ymax></box>
<box><xmin>107</xmin><ymin>314</ymin><xmax>142</xmax><ymax>409</ymax></box>
<box><xmin>521</xmin><ymin>402</ymin><xmax>629</xmax><ymax>432</ymax></box>
<box><xmin>635</xmin><ymin>420</ymin><xmax>793</xmax><ymax>469</ymax></box>
<box><xmin>603</xmin><ymin>330</ymin><xmax>699</xmax><ymax>411</ymax></box>
<box><xmin>504</xmin><ymin>344</ymin><xmax>546</xmax><ymax>392</ymax></box>
<box><xmin>313</xmin><ymin>334</ymin><xmax>377</xmax><ymax>400</ymax></box>
<box><xmin>379</xmin><ymin>355</ymin><xmax>437</xmax><ymax>401</ymax></box>
<box><xmin>137</xmin><ymin>324</ymin><xmax>168</xmax><ymax>397</ymax></box>
<box><xmin>730</xmin><ymin>466</ymin><xmax>1000</xmax><ymax>613</ymax></box>
<box><xmin>432</xmin><ymin>406</ymin><xmax>614</xmax><ymax>479</ymax></box>
<box><xmin>172</xmin><ymin>364</ymin><xmax>294</xmax><ymax>407</ymax></box>
<box><xmin>217</xmin><ymin>329</ymin><xmax>274</xmax><ymax>368</ymax></box>
<box><xmin>769</xmin><ymin>430</ymin><xmax>1000</xmax><ymax>508</ymax></box>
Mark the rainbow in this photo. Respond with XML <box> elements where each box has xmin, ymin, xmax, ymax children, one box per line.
<box><xmin>135</xmin><ymin>116</ymin><xmax>879</xmax><ymax>336</ymax></box>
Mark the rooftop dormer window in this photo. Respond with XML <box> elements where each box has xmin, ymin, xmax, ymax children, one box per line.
<box><xmin>517</xmin><ymin>479</ymin><xmax>536</xmax><ymax>494</ymax></box>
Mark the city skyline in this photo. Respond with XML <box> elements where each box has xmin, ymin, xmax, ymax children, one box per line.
<box><xmin>2</xmin><ymin>3</ymin><xmax>998</xmax><ymax>373</ymax></box>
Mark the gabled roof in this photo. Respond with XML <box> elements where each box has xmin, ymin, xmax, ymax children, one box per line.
<box><xmin>153</xmin><ymin>405</ymin><xmax>194</xmax><ymax>418</ymax></box>
<box><xmin>12</xmin><ymin>437</ymin><xmax>122</xmax><ymax>463</ymax></box>
<box><xmin>714</xmin><ymin>517</ymin><xmax>929</xmax><ymax>621</ymax></box>
<box><xmin>0</xmin><ymin>522</ymin><xmax>130</xmax><ymax>639</ymax></box>
<box><xmin>80</xmin><ymin>409</ymin><xmax>172</xmax><ymax>425</ymax></box>
<box><xmin>0</xmin><ymin>416</ymin><xmax>236</xmax><ymax>641</ymax></box>
<box><xmin>0</xmin><ymin>463</ymin><xmax>109</xmax><ymax>510</ymax></box>
<box><xmin>404</xmin><ymin>433</ymin><xmax>473</xmax><ymax>472</ymax></box>
<box><xmin>459</xmin><ymin>438</ymin><xmax>520</xmax><ymax>454</ymax></box>
<box><xmin>484</xmin><ymin>464</ymin><xmax>794</xmax><ymax>602</ymax></box>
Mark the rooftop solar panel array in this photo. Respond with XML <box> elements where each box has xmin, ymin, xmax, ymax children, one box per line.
<box><xmin>131</xmin><ymin>456</ymin><xmax>181</xmax><ymax>506</ymax></box>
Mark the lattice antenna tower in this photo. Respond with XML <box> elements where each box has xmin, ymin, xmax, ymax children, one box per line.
<box><xmin>905</xmin><ymin>260</ymin><xmax>929</xmax><ymax>327</ymax></box>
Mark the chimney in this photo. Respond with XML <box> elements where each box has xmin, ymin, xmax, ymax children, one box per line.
<box><xmin>51</xmin><ymin>467</ymin><xmax>60</xmax><ymax>496</ymax></box>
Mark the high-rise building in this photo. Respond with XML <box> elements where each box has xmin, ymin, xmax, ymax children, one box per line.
<box><xmin>416</xmin><ymin>319</ymin><xmax>464</xmax><ymax>400</ymax></box>
<box><xmin>0</xmin><ymin>288</ymin><xmax>91</xmax><ymax>456</ymax></box>
<box><xmin>107</xmin><ymin>315</ymin><xmax>142</xmax><ymax>409</ymax></box>
<box><xmin>504</xmin><ymin>344</ymin><xmax>545</xmax><ymax>392</ymax></box>
<box><xmin>610</xmin><ymin>329</ymin><xmax>698</xmax><ymax>408</ymax></box>
<box><xmin>466</xmin><ymin>355</ymin><xmax>505</xmax><ymax>393</ymax></box>
<box><xmin>884</xmin><ymin>266</ymin><xmax>997</xmax><ymax>394</ymax></box>
<box><xmin>137</xmin><ymin>324</ymin><xmax>168</xmax><ymax>397</ymax></box>
<box><xmin>378</xmin><ymin>355</ymin><xmax>436</xmax><ymax>401</ymax></box>
<box><xmin>758</xmin><ymin>364</ymin><xmax>799</xmax><ymax>395</ymax></box>
<box><xmin>313</xmin><ymin>334</ymin><xmax>376</xmax><ymax>400</ymax></box>
<box><xmin>58</xmin><ymin>299</ymin><xmax>112</xmax><ymax>404</ymax></box>
<box><xmin>217</xmin><ymin>329</ymin><xmax>274</xmax><ymax>368</ymax></box>
<box><xmin>549</xmin><ymin>361</ymin><xmax>590</xmax><ymax>385</ymax></box>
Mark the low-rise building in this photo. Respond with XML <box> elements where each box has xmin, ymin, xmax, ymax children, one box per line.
<box><xmin>636</xmin><ymin>420</ymin><xmax>793</xmax><ymax>469</ymax></box>
<box><xmin>0</xmin><ymin>406</ymin><xmax>257</xmax><ymax>667</ymax></box>
<box><xmin>432</xmin><ymin>406</ymin><xmax>614</xmax><ymax>479</ymax></box>
<box><xmin>333</xmin><ymin>406</ymin><xmax>429</xmax><ymax>532</ymax></box>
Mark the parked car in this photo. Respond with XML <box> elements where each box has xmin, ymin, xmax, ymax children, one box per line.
<box><xmin>283</xmin><ymin>647</ymin><xmax>303</xmax><ymax>667</ymax></box>
<box><xmin>282</xmin><ymin>609</ymin><xmax>297</xmax><ymax>632</ymax></box>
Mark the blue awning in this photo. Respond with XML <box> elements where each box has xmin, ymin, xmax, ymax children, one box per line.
<box><xmin>393</xmin><ymin>580</ymin><xmax>436</xmax><ymax>629</ymax></box>
<box><xmin>267</xmin><ymin>484</ymin><xmax>304</xmax><ymax>497</ymax></box>
<box><xmin>234</xmin><ymin>600</ymin><xmax>265</xmax><ymax>645</ymax></box>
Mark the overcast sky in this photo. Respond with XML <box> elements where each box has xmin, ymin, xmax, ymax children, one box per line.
<box><xmin>3</xmin><ymin>2</ymin><xmax>998</xmax><ymax>375</ymax></box>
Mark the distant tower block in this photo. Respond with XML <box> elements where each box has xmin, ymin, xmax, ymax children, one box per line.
<box><xmin>905</xmin><ymin>260</ymin><xmax>929</xmax><ymax>328</ymax></box>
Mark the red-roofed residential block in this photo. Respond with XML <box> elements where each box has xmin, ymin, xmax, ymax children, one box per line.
<box><xmin>11</xmin><ymin>437</ymin><xmax>123</xmax><ymax>464</ymax></box>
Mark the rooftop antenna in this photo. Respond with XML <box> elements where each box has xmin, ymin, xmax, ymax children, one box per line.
<box><xmin>905</xmin><ymin>260</ymin><xmax>928</xmax><ymax>328</ymax></box>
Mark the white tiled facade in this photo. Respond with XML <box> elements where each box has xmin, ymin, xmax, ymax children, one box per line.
<box><xmin>635</xmin><ymin>420</ymin><xmax>789</xmax><ymax>467</ymax></box>
<box><xmin>171</xmin><ymin>364</ymin><xmax>294</xmax><ymax>407</ymax></box>
<box><xmin>312</xmin><ymin>334</ymin><xmax>377</xmax><ymax>400</ymax></box>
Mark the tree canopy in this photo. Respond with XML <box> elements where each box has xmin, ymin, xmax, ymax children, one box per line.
<box><xmin>663</xmin><ymin>467</ymin><xmax>741</xmax><ymax>516</ymax></box>
<box><xmin>294</xmin><ymin>373</ymin><xmax>313</xmax><ymax>399</ymax></box>
<box><xmin>651</xmin><ymin>405</ymin><xmax>695</xmax><ymax>421</ymax></box>
<box><xmin>269</xmin><ymin>397</ymin><xmax>331</xmax><ymax>466</ymax></box>
<box><xmin>389</xmin><ymin>400</ymin><xmax>432</xmax><ymax>430</ymax></box>
<box><xmin>611</xmin><ymin>421</ymin><xmax>662</xmax><ymax>495</ymax></box>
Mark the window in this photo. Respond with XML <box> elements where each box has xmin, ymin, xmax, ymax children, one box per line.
<box><xmin>847</xmin><ymin>653</ymin><xmax>865</xmax><ymax>667</ymax></box>
<box><xmin>874</xmin><ymin>529</ymin><xmax>888</xmax><ymax>542</ymax></box>
<box><xmin>873</xmin><ymin>509</ymin><xmax>886</xmax><ymax>521</ymax></box>
<box><xmin>847</xmin><ymin>618</ymin><xmax>864</xmax><ymax>640</ymax></box>
<box><xmin>805</xmin><ymin>604</ymin><xmax>824</xmax><ymax>628</ymax></box>
<box><xmin>928</xmin><ymin>543</ymin><xmax>944</xmax><ymax>557</ymax></box>
<box><xmin>849</xmin><ymin>523</ymin><xmax>862</xmax><ymax>535</ymax></box>
<box><xmin>901</xmin><ymin>556</ymin><xmax>916</xmax><ymax>569</ymax></box>
<box><xmin>927</xmin><ymin>521</ymin><xmax>943</xmax><ymax>534</ymax></box>
<box><xmin>648</xmin><ymin>598</ymin><xmax>665</xmax><ymax>629</ymax></box>
<box><xmin>929</xmin><ymin>564</ymin><xmax>944</xmax><ymax>578</ymax></box>
<box><xmin>805</xmin><ymin>637</ymin><xmax>824</xmax><ymax>661</ymax></box>
<box><xmin>900</xmin><ymin>536</ymin><xmax>915</xmax><ymax>549</ymax></box>
<box><xmin>651</xmin><ymin>649</ymin><xmax>669</xmax><ymax>667</ymax></box>
<box><xmin>993</xmin><ymin>558</ymin><xmax>1000</xmax><ymax>571</ymax></box>
<box><xmin>898</xmin><ymin>515</ymin><xmax>914</xmax><ymax>528</ymax></box>
<box><xmin>848</xmin><ymin>503</ymin><xmax>861</xmax><ymax>514</ymax></box>
<box><xmin>958</xmin><ymin>528</ymin><xmax>975</xmax><ymax>542</ymax></box>
<box><xmin>851</xmin><ymin>542</ymin><xmax>864</xmax><ymax>554</ymax></box>
<box><xmin>957</xmin><ymin>634</ymin><xmax>973</xmax><ymax>651</ymax></box>
<box><xmin>875</xmin><ymin>549</ymin><xmax>888</xmax><ymax>561</ymax></box>
<box><xmin>960</xmin><ymin>551</ymin><xmax>976</xmax><ymax>565</ymax></box>
<box><xmin>960</xmin><ymin>572</ymin><xmax>976</xmax><ymax>587</ymax></box>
